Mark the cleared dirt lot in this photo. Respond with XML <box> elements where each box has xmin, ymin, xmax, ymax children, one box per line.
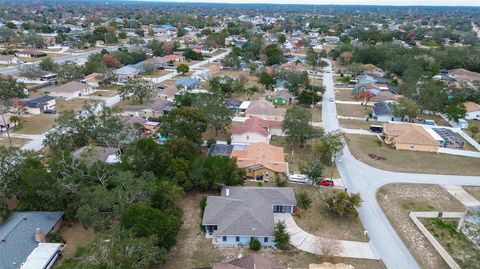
<box><xmin>345</xmin><ymin>134</ymin><xmax>480</xmax><ymax>176</ymax></box>
<box><xmin>377</xmin><ymin>184</ymin><xmax>464</xmax><ymax>269</ymax></box>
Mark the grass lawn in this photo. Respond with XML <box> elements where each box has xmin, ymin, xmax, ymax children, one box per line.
<box><xmin>0</xmin><ymin>136</ymin><xmax>30</xmax><ymax>147</ymax></box>
<box><xmin>142</xmin><ymin>69</ymin><xmax>174</xmax><ymax>78</ymax></box>
<box><xmin>14</xmin><ymin>115</ymin><xmax>55</xmax><ymax>135</ymax></box>
<box><xmin>56</xmin><ymin>98</ymin><xmax>96</xmax><ymax>113</ymax></box>
<box><xmin>463</xmin><ymin>186</ymin><xmax>480</xmax><ymax>201</ymax></box>
<box><xmin>57</xmin><ymin>222</ymin><xmax>95</xmax><ymax>258</ymax></box>
<box><xmin>162</xmin><ymin>191</ymin><xmax>384</xmax><ymax>269</ymax></box>
<box><xmin>293</xmin><ymin>185</ymin><xmax>367</xmax><ymax>242</ymax></box>
<box><xmin>421</xmin><ymin>218</ymin><xmax>480</xmax><ymax>269</ymax></box>
<box><xmin>270</xmin><ymin>136</ymin><xmax>340</xmax><ymax>178</ymax></box>
<box><xmin>90</xmin><ymin>90</ymin><xmax>118</xmax><ymax>97</ymax></box>
<box><xmin>345</xmin><ymin>134</ymin><xmax>480</xmax><ymax>176</ymax></box>
<box><xmin>377</xmin><ymin>184</ymin><xmax>464</xmax><ymax>269</ymax></box>
<box><xmin>215</xmin><ymin>70</ymin><xmax>262</xmax><ymax>89</ymax></box>
<box><xmin>335</xmin><ymin>89</ymin><xmax>356</xmax><ymax>101</ymax></box>
<box><xmin>339</xmin><ymin>119</ymin><xmax>372</xmax><ymax>130</ymax></box>
<box><xmin>336</xmin><ymin>104</ymin><xmax>370</xmax><ymax>118</ymax></box>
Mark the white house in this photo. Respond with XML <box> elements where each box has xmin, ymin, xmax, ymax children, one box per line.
<box><xmin>464</xmin><ymin>102</ymin><xmax>480</xmax><ymax>121</ymax></box>
<box><xmin>23</xmin><ymin>95</ymin><xmax>56</xmax><ymax>115</ymax></box>
<box><xmin>0</xmin><ymin>55</ymin><xmax>19</xmax><ymax>65</ymax></box>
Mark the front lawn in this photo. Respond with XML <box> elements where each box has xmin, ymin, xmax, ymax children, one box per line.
<box><xmin>345</xmin><ymin>134</ymin><xmax>480</xmax><ymax>176</ymax></box>
<box><xmin>339</xmin><ymin>119</ymin><xmax>373</xmax><ymax>130</ymax></box>
<box><xmin>0</xmin><ymin>136</ymin><xmax>30</xmax><ymax>147</ymax></box>
<box><xmin>336</xmin><ymin>104</ymin><xmax>370</xmax><ymax>118</ymax></box>
<box><xmin>14</xmin><ymin>115</ymin><xmax>55</xmax><ymax>135</ymax></box>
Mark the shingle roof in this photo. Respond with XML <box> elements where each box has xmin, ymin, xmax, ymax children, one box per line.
<box><xmin>231</xmin><ymin>142</ymin><xmax>288</xmax><ymax>173</ymax></box>
<box><xmin>113</xmin><ymin>66</ymin><xmax>139</xmax><ymax>75</ymax></box>
<box><xmin>23</xmin><ymin>95</ymin><xmax>55</xmax><ymax>108</ymax></box>
<box><xmin>384</xmin><ymin>123</ymin><xmax>438</xmax><ymax>146</ymax></box>
<box><xmin>202</xmin><ymin>187</ymin><xmax>296</xmax><ymax>236</ymax></box>
<box><xmin>464</xmin><ymin>102</ymin><xmax>480</xmax><ymax>113</ymax></box>
<box><xmin>0</xmin><ymin>211</ymin><xmax>64</xmax><ymax>269</ymax></box>
<box><xmin>52</xmin><ymin>81</ymin><xmax>89</xmax><ymax>94</ymax></box>
<box><xmin>373</xmin><ymin>102</ymin><xmax>393</xmax><ymax>116</ymax></box>
<box><xmin>175</xmin><ymin>77</ymin><xmax>199</xmax><ymax>88</ymax></box>
<box><xmin>245</xmin><ymin>100</ymin><xmax>286</xmax><ymax>118</ymax></box>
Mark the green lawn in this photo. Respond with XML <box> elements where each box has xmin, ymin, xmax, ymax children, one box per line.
<box><xmin>56</xmin><ymin>98</ymin><xmax>96</xmax><ymax>113</ymax></box>
<box><xmin>345</xmin><ymin>134</ymin><xmax>480</xmax><ymax>176</ymax></box>
<box><xmin>0</xmin><ymin>136</ymin><xmax>30</xmax><ymax>147</ymax></box>
<box><xmin>421</xmin><ymin>218</ymin><xmax>480</xmax><ymax>269</ymax></box>
<box><xmin>339</xmin><ymin>119</ymin><xmax>373</xmax><ymax>130</ymax></box>
<box><xmin>14</xmin><ymin>115</ymin><xmax>55</xmax><ymax>135</ymax></box>
<box><xmin>336</xmin><ymin>104</ymin><xmax>370</xmax><ymax>118</ymax></box>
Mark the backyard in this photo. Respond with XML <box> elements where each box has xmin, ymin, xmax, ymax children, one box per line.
<box><xmin>377</xmin><ymin>183</ymin><xmax>464</xmax><ymax>269</ymax></box>
<box><xmin>345</xmin><ymin>134</ymin><xmax>480</xmax><ymax>176</ymax></box>
<box><xmin>420</xmin><ymin>218</ymin><xmax>480</xmax><ymax>269</ymax></box>
<box><xmin>336</xmin><ymin>104</ymin><xmax>370</xmax><ymax>118</ymax></box>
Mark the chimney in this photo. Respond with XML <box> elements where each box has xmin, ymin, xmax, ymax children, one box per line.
<box><xmin>34</xmin><ymin>228</ymin><xmax>46</xmax><ymax>243</ymax></box>
<box><xmin>226</xmin><ymin>188</ymin><xmax>230</xmax><ymax>197</ymax></box>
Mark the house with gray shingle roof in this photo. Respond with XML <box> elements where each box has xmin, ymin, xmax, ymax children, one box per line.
<box><xmin>0</xmin><ymin>211</ymin><xmax>64</xmax><ymax>269</ymax></box>
<box><xmin>202</xmin><ymin>187</ymin><xmax>296</xmax><ymax>247</ymax></box>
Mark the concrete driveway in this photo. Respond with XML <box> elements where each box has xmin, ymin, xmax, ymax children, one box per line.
<box><xmin>274</xmin><ymin>213</ymin><xmax>378</xmax><ymax>260</ymax></box>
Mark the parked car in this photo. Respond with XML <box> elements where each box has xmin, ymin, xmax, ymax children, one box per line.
<box><xmin>329</xmin><ymin>97</ymin><xmax>334</xmax><ymax>102</ymax></box>
<box><xmin>44</xmin><ymin>109</ymin><xmax>57</xmax><ymax>114</ymax></box>
<box><xmin>288</xmin><ymin>174</ymin><xmax>309</xmax><ymax>184</ymax></box>
<box><xmin>319</xmin><ymin>178</ymin><xmax>334</xmax><ymax>187</ymax></box>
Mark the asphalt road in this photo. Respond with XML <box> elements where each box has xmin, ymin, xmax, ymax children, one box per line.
<box><xmin>321</xmin><ymin>59</ymin><xmax>480</xmax><ymax>269</ymax></box>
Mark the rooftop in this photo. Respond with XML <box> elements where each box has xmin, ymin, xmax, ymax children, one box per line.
<box><xmin>51</xmin><ymin>81</ymin><xmax>89</xmax><ymax>94</ymax></box>
<box><xmin>231</xmin><ymin>142</ymin><xmax>288</xmax><ymax>173</ymax></box>
<box><xmin>384</xmin><ymin>123</ymin><xmax>438</xmax><ymax>146</ymax></box>
<box><xmin>213</xmin><ymin>254</ymin><xmax>286</xmax><ymax>269</ymax></box>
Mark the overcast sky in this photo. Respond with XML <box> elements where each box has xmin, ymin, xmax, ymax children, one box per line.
<box><xmin>146</xmin><ymin>0</ymin><xmax>480</xmax><ymax>7</ymax></box>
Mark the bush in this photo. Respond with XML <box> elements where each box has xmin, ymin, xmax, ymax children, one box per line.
<box><xmin>273</xmin><ymin>221</ymin><xmax>290</xmax><ymax>250</ymax></box>
<box><xmin>48</xmin><ymin>232</ymin><xmax>64</xmax><ymax>243</ymax></box>
<box><xmin>199</xmin><ymin>195</ymin><xmax>207</xmax><ymax>218</ymax></box>
<box><xmin>324</xmin><ymin>192</ymin><xmax>362</xmax><ymax>218</ymax></box>
<box><xmin>275</xmin><ymin>177</ymin><xmax>288</xmax><ymax>187</ymax></box>
<box><xmin>207</xmin><ymin>138</ymin><xmax>216</xmax><ymax>148</ymax></box>
<box><xmin>249</xmin><ymin>238</ymin><xmax>262</xmax><ymax>251</ymax></box>
<box><xmin>256</xmin><ymin>181</ymin><xmax>263</xmax><ymax>187</ymax></box>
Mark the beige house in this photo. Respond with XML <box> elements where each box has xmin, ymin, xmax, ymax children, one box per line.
<box><xmin>245</xmin><ymin>100</ymin><xmax>286</xmax><ymax>121</ymax></box>
<box><xmin>383</xmin><ymin>123</ymin><xmax>438</xmax><ymax>152</ymax></box>
<box><xmin>49</xmin><ymin>81</ymin><xmax>93</xmax><ymax>99</ymax></box>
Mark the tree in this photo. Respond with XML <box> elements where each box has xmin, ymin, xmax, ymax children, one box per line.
<box><xmin>282</xmin><ymin>106</ymin><xmax>321</xmax><ymax>147</ymax></box>
<box><xmin>278</xmin><ymin>34</ymin><xmax>287</xmax><ymax>44</ymax></box>
<box><xmin>118</xmin><ymin>78</ymin><xmax>154</xmax><ymax>105</ymax></box>
<box><xmin>183</xmin><ymin>48</ymin><xmax>203</xmax><ymax>61</ymax></box>
<box><xmin>445</xmin><ymin>97</ymin><xmax>467</xmax><ymax>123</ymax></box>
<box><xmin>418</xmin><ymin>80</ymin><xmax>449</xmax><ymax>113</ymax></box>
<box><xmin>306</xmin><ymin>46</ymin><xmax>319</xmax><ymax>66</ymax></box>
<box><xmin>468</xmin><ymin>125</ymin><xmax>479</xmax><ymax>139</ymax></box>
<box><xmin>0</xmin><ymin>76</ymin><xmax>26</xmax><ymax>145</ymax></box>
<box><xmin>176</xmin><ymin>63</ymin><xmax>189</xmax><ymax>75</ymax></box>
<box><xmin>0</xmin><ymin>147</ymin><xmax>28</xmax><ymax>221</ymax></box>
<box><xmin>313</xmin><ymin>134</ymin><xmax>344</xmax><ymax>166</ymax></box>
<box><xmin>221</xmin><ymin>52</ymin><xmax>241</xmax><ymax>68</ymax></box>
<box><xmin>18</xmin><ymin>64</ymin><xmax>43</xmax><ymax>79</ymax></box>
<box><xmin>257</xmin><ymin>71</ymin><xmax>275</xmax><ymax>91</ymax></box>
<box><xmin>265</xmin><ymin>44</ymin><xmax>285</xmax><ymax>66</ymax></box>
<box><xmin>102</xmin><ymin>54</ymin><xmax>121</xmax><ymax>68</ymax></box>
<box><xmin>316</xmin><ymin>237</ymin><xmax>343</xmax><ymax>262</ymax></box>
<box><xmin>83</xmin><ymin>53</ymin><xmax>106</xmax><ymax>75</ymax></box>
<box><xmin>346</xmin><ymin>62</ymin><xmax>364</xmax><ymax>76</ymax></box>
<box><xmin>56</xmin><ymin>61</ymin><xmax>83</xmax><ymax>83</ymax></box>
<box><xmin>189</xmin><ymin>156</ymin><xmax>244</xmax><ymax>191</ymax></box>
<box><xmin>192</xmin><ymin>93</ymin><xmax>233</xmax><ymax>136</ymax></box>
<box><xmin>250</xmin><ymin>238</ymin><xmax>261</xmax><ymax>251</ymax></box>
<box><xmin>161</xmin><ymin>107</ymin><xmax>208</xmax><ymax>144</ymax></box>
<box><xmin>324</xmin><ymin>192</ymin><xmax>362</xmax><ymax>218</ymax></box>
<box><xmin>273</xmin><ymin>221</ymin><xmax>290</xmax><ymax>250</ymax></box>
<box><xmin>39</xmin><ymin>57</ymin><xmax>55</xmax><ymax>72</ymax></box>
<box><xmin>393</xmin><ymin>97</ymin><xmax>419</xmax><ymax>121</ymax></box>
<box><xmin>296</xmin><ymin>191</ymin><xmax>312</xmax><ymax>212</ymax></box>
<box><xmin>302</xmin><ymin>158</ymin><xmax>324</xmax><ymax>185</ymax></box>
<box><xmin>355</xmin><ymin>91</ymin><xmax>375</xmax><ymax>106</ymax></box>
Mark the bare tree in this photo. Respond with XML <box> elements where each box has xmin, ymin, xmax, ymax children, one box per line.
<box><xmin>315</xmin><ymin>237</ymin><xmax>343</xmax><ymax>262</ymax></box>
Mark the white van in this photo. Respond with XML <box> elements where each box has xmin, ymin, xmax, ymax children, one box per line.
<box><xmin>288</xmin><ymin>174</ymin><xmax>309</xmax><ymax>184</ymax></box>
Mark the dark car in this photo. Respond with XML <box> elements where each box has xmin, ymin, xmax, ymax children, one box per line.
<box><xmin>44</xmin><ymin>109</ymin><xmax>57</xmax><ymax>114</ymax></box>
<box><xmin>319</xmin><ymin>178</ymin><xmax>334</xmax><ymax>187</ymax></box>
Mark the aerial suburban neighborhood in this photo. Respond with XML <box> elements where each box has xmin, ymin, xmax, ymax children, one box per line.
<box><xmin>0</xmin><ymin>1</ymin><xmax>480</xmax><ymax>269</ymax></box>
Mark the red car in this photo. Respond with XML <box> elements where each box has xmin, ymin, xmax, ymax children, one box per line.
<box><xmin>320</xmin><ymin>178</ymin><xmax>335</xmax><ymax>187</ymax></box>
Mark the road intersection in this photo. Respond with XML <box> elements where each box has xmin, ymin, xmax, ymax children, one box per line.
<box><xmin>321</xmin><ymin>59</ymin><xmax>480</xmax><ymax>269</ymax></box>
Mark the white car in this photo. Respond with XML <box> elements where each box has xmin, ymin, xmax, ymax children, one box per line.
<box><xmin>288</xmin><ymin>174</ymin><xmax>309</xmax><ymax>184</ymax></box>
<box><xmin>329</xmin><ymin>97</ymin><xmax>335</xmax><ymax>102</ymax></box>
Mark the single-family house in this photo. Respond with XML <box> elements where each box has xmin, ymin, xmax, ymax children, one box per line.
<box><xmin>0</xmin><ymin>211</ymin><xmax>64</xmax><ymax>269</ymax></box>
<box><xmin>81</xmin><ymin>72</ymin><xmax>102</xmax><ymax>88</ymax></box>
<box><xmin>162</xmin><ymin>54</ymin><xmax>185</xmax><ymax>63</ymax></box>
<box><xmin>23</xmin><ymin>95</ymin><xmax>56</xmax><ymax>114</ymax></box>
<box><xmin>245</xmin><ymin>100</ymin><xmax>286</xmax><ymax>121</ymax></box>
<box><xmin>224</xmin><ymin>98</ymin><xmax>242</xmax><ymax>113</ymax></box>
<box><xmin>113</xmin><ymin>66</ymin><xmax>139</xmax><ymax>82</ymax></box>
<box><xmin>323</xmin><ymin>36</ymin><xmax>340</xmax><ymax>44</ymax></box>
<box><xmin>271</xmin><ymin>90</ymin><xmax>294</xmax><ymax>106</ymax></box>
<box><xmin>73</xmin><ymin>145</ymin><xmax>120</xmax><ymax>165</ymax></box>
<box><xmin>202</xmin><ymin>187</ymin><xmax>296</xmax><ymax>247</ymax></box>
<box><xmin>0</xmin><ymin>113</ymin><xmax>16</xmax><ymax>133</ymax></box>
<box><xmin>464</xmin><ymin>102</ymin><xmax>480</xmax><ymax>121</ymax></box>
<box><xmin>212</xmin><ymin>254</ymin><xmax>286</xmax><ymax>269</ymax></box>
<box><xmin>155</xmin><ymin>85</ymin><xmax>179</xmax><ymax>102</ymax></box>
<box><xmin>383</xmin><ymin>123</ymin><xmax>439</xmax><ymax>152</ymax></box>
<box><xmin>207</xmin><ymin>143</ymin><xmax>234</xmax><ymax>157</ymax></box>
<box><xmin>231</xmin><ymin>117</ymin><xmax>283</xmax><ymax>145</ymax></box>
<box><xmin>122</xmin><ymin>99</ymin><xmax>174</xmax><ymax>118</ymax></box>
<box><xmin>231</xmin><ymin>142</ymin><xmax>289</xmax><ymax>181</ymax></box>
<box><xmin>372</xmin><ymin>101</ymin><xmax>400</xmax><ymax>122</ymax></box>
<box><xmin>175</xmin><ymin>77</ymin><xmax>199</xmax><ymax>90</ymax></box>
<box><xmin>371</xmin><ymin>91</ymin><xmax>402</xmax><ymax>104</ymax></box>
<box><xmin>0</xmin><ymin>55</ymin><xmax>19</xmax><ymax>65</ymax></box>
<box><xmin>49</xmin><ymin>81</ymin><xmax>92</xmax><ymax>99</ymax></box>
<box><xmin>449</xmin><ymin>68</ymin><xmax>480</xmax><ymax>85</ymax></box>
<box><xmin>16</xmin><ymin>50</ymin><xmax>47</xmax><ymax>58</ymax></box>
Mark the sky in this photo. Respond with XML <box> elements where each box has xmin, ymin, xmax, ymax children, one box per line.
<box><xmin>142</xmin><ymin>0</ymin><xmax>480</xmax><ymax>7</ymax></box>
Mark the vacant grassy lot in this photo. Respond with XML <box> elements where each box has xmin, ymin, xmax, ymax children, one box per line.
<box><xmin>0</xmin><ymin>136</ymin><xmax>30</xmax><ymax>147</ymax></box>
<box><xmin>142</xmin><ymin>69</ymin><xmax>174</xmax><ymax>78</ymax></box>
<box><xmin>215</xmin><ymin>70</ymin><xmax>262</xmax><ymax>89</ymax></box>
<box><xmin>377</xmin><ymin>184</ymin><xmax>464</xmax><ymax>269</ymax></box>
<box><xmin>162</xmin><ymin>191</ymin><xmax>384</xmax><ymax>269</ymax></box>
<box><xmin>311</xmin><ymin>106</ymin><xmax>323</xmax><ymax>122</ymax></box>
<box><xmin>293</xmin><ymin>186</ymin><xmax>366</xmax><ymax>242</ymax></box>
<box><xmin>270</xmin><ymin>136</ymin><xmax>339</xmax><ymax>178</ymax></box>
<box><xmin>345</xmin><ymin>134</ymin><xmax>480</xmax><ymax>176</ymax></box>
<box><xmin>463</xmin><ymin>186</ymin><xmax>480</xmax><ymax>201</ymax></box>
<box><xmin>421</xmin><ymin>218</ymin><xmax>480</xmax><ymax>269</ymax></box>
<box><xmin>14</xmin><ymin>115</ymin><xmax>55</xmax><ymax>135</ymax></box>
<box><xmin>58</xmin><ymin>222</ymin><xmax>95</xmax><ymax>258</ymax></box>
<box><xmin>336</xmin><ymin>104</ymin><xmax>370</xmax><ymax>118</ymax></box>
<box><xmin>339</xmin><ymin>119</ymin><xmax>373</xmax><ymax>130</ymax></box>
<box><xmin>335</xmin><ymin>89</ymin><xmax>356</xmax><ymax>101</ymax></box>
<box><xmin>90</xmin><ymin>90</ymin><xmax>118</xmax><ymax>97</ymax></box>
<box><xmin>56</xmin><ymin>98</ymin><xmax>96</xmax><ymax>113</ymax></box>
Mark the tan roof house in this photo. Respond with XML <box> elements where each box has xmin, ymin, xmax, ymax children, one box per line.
<box><xmin>245</xmin><ymin>100</ymin><xmax>286</xmax><ymax>121</ymax></box>
<box><xmin>449</xmin><ymin>68</ymin><xmax>480</xmax><ymax>84</ymax></box>
<box><xmin>49</xmin><ymin>81</ymin><xmax>92</xmax><ymax>99</ymax></box>
<box><xmin>383</xmin><ymin>123</ymin><xmax>438</xmax><ymax>152</ymax></box>
<box><xmin>81</xmin><ymin>73</ymin><xmax>102</xmax><ymax>88</ymax></box>
<box><xmin>231</xmin><ymin>142</ymin><xmax>289</xmax><ymax>180</ymax></box>
<box><xmin>464</xmin><ymin>102</ymin><xmax>480</xmax><ymax>120</ymax></box>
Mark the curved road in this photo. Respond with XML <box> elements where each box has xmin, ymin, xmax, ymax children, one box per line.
<box><xmin>321</xmin><ymin>60</ymin><xmax>480</xmax><ymax>269</ymax></box>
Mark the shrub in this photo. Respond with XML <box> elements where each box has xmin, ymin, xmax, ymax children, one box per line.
<box><xmin>249</xmin><ymin>238</ymin><xmax>261</xmax><ymax>251</ymax></box>
<box><xmin>256</xmin><ymin>181</ymin><xmax>263</xmax><ymax>187</ymax></box>
<box><xmin>275</xmin><ymin>177</ymin><xmax>288</xmax><ymax>187</ymax></box>
<box><xmin>324</xmin><ymin>192</ymin><xmax>362</xmax><ymax>218</ymax></box>
<box><xmin>273</xmin><ymin>221</ymin><xmax>290</xmax><ymax>250</ymax></box>
<box><xmin>207</xmin><ymin>138</ymin><xmax>216</xmax><ymax>148</ymax></box>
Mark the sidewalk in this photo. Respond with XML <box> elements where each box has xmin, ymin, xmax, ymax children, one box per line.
<box><xmin>441</xmin><ymin>185</ymin><xmax>480</xmax><ymax>207</ymax></box>
<box><xmin>341</xmin><ymin>128</ymin><xmax>376</xmax><ymax>136</ymax></box>
<box><xmin>438</xmin><ymin>147</ymin><xmax>480</xmax><ymax>158</ymax></box>
<box><xmin>274</xmin><ymin>214</ymin><xmax>378</xmax><ymax>260</ymax></box>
